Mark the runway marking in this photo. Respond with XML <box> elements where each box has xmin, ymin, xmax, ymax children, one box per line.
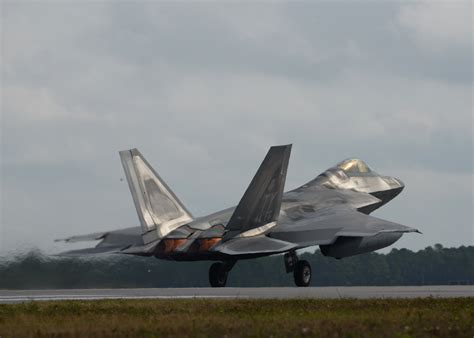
<box><xmin>0</xmin><ymin>295</ymin><xmax>240</xmax><ymax>303</ymax></box>
<box><xmin>0</xmin><ymin>286</ymin><xmax>472</xmax><ymax>303</ymax></box>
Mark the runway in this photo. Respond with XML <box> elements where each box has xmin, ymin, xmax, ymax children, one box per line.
<box><xmin>0</xmin><ymin>286</ymin><xmax>472</xmax><ymax>303</ymax></box>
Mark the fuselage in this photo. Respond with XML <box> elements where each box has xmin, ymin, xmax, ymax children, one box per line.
<box><xmin>153</xmin><ymin>159</ymin><xmax>405</xmax><ymax>261</ymax></box>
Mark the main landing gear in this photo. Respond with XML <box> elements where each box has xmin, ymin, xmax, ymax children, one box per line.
<box><xmin>209</xmin><ymin>261</ymin><xmax>236</xmax><ymax>287</ymax></box>
<box><xmin>284</xmin><ymin>250</ymin><xmax>312</xmax><ymax>287</ymax></box>
<box><xmin>209</xmin><ymin>252</ymin><xmax>312</xmax><ymax>287</ymax></box>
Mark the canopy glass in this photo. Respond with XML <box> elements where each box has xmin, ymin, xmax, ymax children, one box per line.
<box><xmin>337</xmin><ymin>158</ymin><xmax>372</xmax><ymax>173</ymax></box>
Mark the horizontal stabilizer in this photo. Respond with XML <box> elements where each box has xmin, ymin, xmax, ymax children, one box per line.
<box><xmin>223</xmin><ymin>145</ymin><xmax>292</xmax><ymax>240</ymax></box>
<box><xmin>120</xmin><ymin>149</ymin><xmax>193</xmax><ymax>244</ymax></box>
<box><xmin>55</xmin><ymin>232</ymin><xmax>107</xmax><ymax>243</ymax></box>
<box><xmin>56</xmin><ymin>246</ymin><xmax>126</xmax><ymax>257</ymax></box>
<box><xmin>56</xmin><ymin>226</ymin><xmax>145</xmax><ymax>257</ymax></box>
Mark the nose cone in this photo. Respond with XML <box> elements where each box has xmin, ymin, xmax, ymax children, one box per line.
<box><xmin>382</xmin><ymin>176</ymin><xmax>405</xmax><ymax>197</ymax></box>
<box><xmin>394</xmin><ymin>177</ymin><xmax>405</xmax><ymax>190</ymax></box>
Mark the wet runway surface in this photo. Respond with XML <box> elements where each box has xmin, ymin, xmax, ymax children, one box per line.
<box><xmin>0</xmin><ymin>286</ymin><xmax>472</xmax><ymax>303</ymax></box>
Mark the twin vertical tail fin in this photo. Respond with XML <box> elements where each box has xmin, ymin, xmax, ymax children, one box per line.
<box><xmin>223</xmin><ymin>144</ymin><xmax>292</xmax><ymax>241</ymax></box>
<box><xmin>120</xmin><ymin>145</ymin><xmax>291</xmax><ymax>245</ymax></box>
<box><xmin>119</xmin><ymin>149</ymin><xmax>193</xmax><ymax>244</ymax></box>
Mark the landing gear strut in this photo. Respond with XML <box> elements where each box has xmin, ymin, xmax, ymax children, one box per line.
<box><xmin>284</xmin><ymin>251</ymin><xmax>312</xmax><ymax>287</ymax></box>
<box><xmin>209</xmin><ymin>261</ymin><xmax>236</xmax><ymax>287</ymax></box>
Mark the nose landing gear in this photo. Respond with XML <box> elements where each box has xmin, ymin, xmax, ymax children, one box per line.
<box><xmin>284</xmin><ymin>250</ymin><xmax>312</xmax><ymax>287</ymax></box>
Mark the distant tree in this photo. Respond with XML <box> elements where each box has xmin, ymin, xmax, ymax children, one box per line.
<box><xmin>0</xmin><ymin>245</ymin><xmax>472</xmax><ymax>289</ymax></box>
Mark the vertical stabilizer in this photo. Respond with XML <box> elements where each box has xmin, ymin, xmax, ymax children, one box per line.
<box><xmin>223</xmin><ymin>145</ymin><xmax>292</xmax><ymax>241</ymax></box>
<box><xmin>119</xmin><ymin>149</ymin><xmax>193</xmax><ymax>244</ymax></box>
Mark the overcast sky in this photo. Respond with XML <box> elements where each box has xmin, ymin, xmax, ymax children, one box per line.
<box><xmin>1</xmin><ymin>1</ymin><xmax>472</xmax><ymax>254</ymax></box>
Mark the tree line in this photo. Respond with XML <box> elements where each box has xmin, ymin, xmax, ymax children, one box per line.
<box><xmin>0</xmin><ymin>244</ymin><xmax>472</xmax><ymax>289</ymax></box>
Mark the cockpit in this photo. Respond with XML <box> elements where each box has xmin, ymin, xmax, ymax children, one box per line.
<box><xmin>304</xmin><ymin>157</ymin><xmax>404</xmax><ymax>203</ymax></box>
<box><xmin>336</xmin><ymin>158</ymin><xmax>372</xmax><ymax>174</ymax></box>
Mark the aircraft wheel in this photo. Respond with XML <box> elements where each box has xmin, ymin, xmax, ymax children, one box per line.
<box><xmin>293</xmin><ymin>260</ymin><xmax>311</xmax><ymax>287</ymax></box>
<box><xmin>209</xmin><ymin>262</ymin><xmax>228</xmax><ymax>287</ymax></box>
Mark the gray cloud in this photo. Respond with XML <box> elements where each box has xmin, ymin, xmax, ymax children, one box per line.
<box><xmin>1</xmin><ymin>1</ymin><xmax>472</xmax><ymax>253</ymax></box>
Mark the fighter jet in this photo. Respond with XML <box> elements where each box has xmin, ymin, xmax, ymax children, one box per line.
<box><xmin>58</xmin><ymin>145</ymin><xmax>419</xmax><ymax>287</ymax></box>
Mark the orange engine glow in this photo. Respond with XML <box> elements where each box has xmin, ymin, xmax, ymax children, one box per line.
<box><xmin>161</xmin><ymin>239</ymin><xmax>187</xmax><ymax>253</ymax></box>
<box><xmin>199</xmin><ymin>238</ymin><xmax>222</xmax><ymax>252</ymax></box>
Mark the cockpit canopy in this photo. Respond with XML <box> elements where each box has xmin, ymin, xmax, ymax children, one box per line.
<box><xmin>336</xmin><ymin>158</ymin><xmax>372</xmax><ymax>174</ymax></box>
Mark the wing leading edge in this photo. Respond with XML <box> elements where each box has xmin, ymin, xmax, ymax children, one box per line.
<box><xmin>269</xmin><ymin>207</ymin><xmax>418</xmax><ymax>247</ymax></box>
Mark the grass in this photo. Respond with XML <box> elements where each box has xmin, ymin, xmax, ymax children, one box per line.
<box><xmin>0</xmin><ymin>298</ymin><xmax>473</xmax><ymax>337</ymax></box>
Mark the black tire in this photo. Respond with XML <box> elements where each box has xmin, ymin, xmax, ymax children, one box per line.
<box><xmin>209</xmin><ymin>262</ymin><xmax>228</xmax><ymax>287</ymax></box>
<box><xmin>293</xmin><ymin>260</ymin><xmax>311</xmax><ymax>287</ymax></box>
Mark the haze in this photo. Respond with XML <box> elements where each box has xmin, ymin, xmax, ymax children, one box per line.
<box><xmin>1</xmin><ymin>1</ymin><xmax>472</xmax><ymax>253</ymax></box>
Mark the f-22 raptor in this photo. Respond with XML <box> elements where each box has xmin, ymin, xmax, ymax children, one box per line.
<box><xmin>58</xmin><ymin>145</ymin><xmax>419</xmax><ymax>287</ymax></box>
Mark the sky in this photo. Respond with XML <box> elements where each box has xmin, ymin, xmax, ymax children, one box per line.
<box><xmin>1</xmin><ymin>1</ymin><xmax>472</xmax><ymax>254</ymax></box>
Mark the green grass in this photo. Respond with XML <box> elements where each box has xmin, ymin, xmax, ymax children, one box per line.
<box><xmin>0</xmin><ymin>298</ymin><xmax>473</xmax><ymax>337</ymax></box>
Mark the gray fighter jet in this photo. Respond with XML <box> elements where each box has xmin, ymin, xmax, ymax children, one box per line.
<box><xmin>58</xmin><ymin>145</ymin><xmax>419</xmax><ymax>287</ymax></box>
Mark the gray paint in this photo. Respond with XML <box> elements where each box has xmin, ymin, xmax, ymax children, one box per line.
<box><xmin>59</xmin><ymin>146</ymin><xmax>418</xmax><ymax>263</ymax></box>
<box><xmin>223</xmin><ymin>145</ymin><xmax>291</xmax><ymax>240</ymax></box>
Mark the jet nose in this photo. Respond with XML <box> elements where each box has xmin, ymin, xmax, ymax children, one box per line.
<box><xmin>394</xmin><ymin>177</ymin><xmax>405</xmax><ymax>189</ymax></box>
<box><xmin>383</xmin><ymin>176</ymin><xmax>405</xmax><ymax>191</ymax></box>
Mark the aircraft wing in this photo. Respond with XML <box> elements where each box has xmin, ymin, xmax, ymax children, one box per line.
<box><xmin>269</xmin><ymin>207</ymin><xmax>419</xmax><ymax>247</ymax></box>
<box><xmin>213</xmin><ymin>208</ymin><xmax>418</xmax><ymax>257</ymax></box>
<box><xmin>335</xmin><ymin>210</ymin><xmax>419</xmax><ymax>237</ymax></box>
